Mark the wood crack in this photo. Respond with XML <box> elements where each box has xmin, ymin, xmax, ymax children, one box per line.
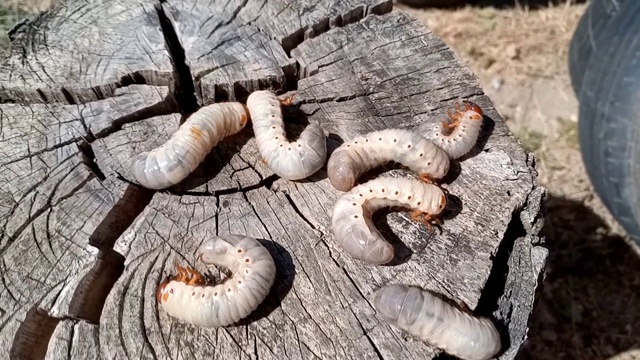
<box><xmin>155</xmin><ymin>3</ymin><xmax>199</xmax><ymax>117</ymax></box>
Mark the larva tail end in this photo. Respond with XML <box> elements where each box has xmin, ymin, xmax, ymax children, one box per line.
<box><xmin>327</xmin><ymin>154</ymin><xmax>356</xmax><ymax>192</ymax></box>
<box><xmin>372</xmin><ymin>284</ymin><xmax>412</xmax><ymax>322</ymax></box>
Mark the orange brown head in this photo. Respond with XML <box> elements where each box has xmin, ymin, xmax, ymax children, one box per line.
<box><xmin>157</xmin><ymin>275</ymin><xmax>173</xmax><ymax>303</ymax></box>
<box><xmin>156</xmin><ymin>263</ymin><xmax>204</xmax><ymax>303</ymax></box>
<box><xmin>462</xmin><ymin>101</ymin><xmax>483</xmax><ymax>120</ymax></box>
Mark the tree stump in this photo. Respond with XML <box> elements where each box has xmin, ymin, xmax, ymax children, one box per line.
<box><xmin>0</xmin><ymin>0</ymin><xmax>547</xmax><ymax>359</ymax></box>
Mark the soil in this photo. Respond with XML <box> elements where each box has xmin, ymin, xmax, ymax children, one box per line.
<box><xmin>2</xmin><ymin>0</ymin><xmax>640</xmax><ymax>359</ymax></box>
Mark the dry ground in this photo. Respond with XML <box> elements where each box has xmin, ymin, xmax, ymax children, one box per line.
<box><xmin>395</xmin><ymin>1</ymin><xmax>640</xmax><ymax>359</ymax></box>
<box><xmin>1</xmin><ymin>0</ymin><xmax>640</xmax><ymax>359</ymax></box>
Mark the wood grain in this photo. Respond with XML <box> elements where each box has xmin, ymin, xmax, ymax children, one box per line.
<box><xmin>0</xmin><ymin>0</ymin><xmax>546</xmax><ymax>359</ymax></box>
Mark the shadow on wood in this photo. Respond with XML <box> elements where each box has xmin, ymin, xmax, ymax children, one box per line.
<box><xmin>235</xmin><ymin>238</ymin><xmax>296</xmax><ymax>326</ymax></box>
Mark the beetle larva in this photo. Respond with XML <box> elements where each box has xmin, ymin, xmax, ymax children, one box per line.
<box><xmin>130</xmin><ymin>102</ymin><xmax>249</xmax><ymax>190</ymax></box>
<box><xmin>373</xmin><ymin>284</ymin><xmax>502</xmax><ymax>360</ymax></box>
<box><xmin>157</xmin><ymin>234</ymin><xmax>276</xmax><ymax>327</ymax></box>
<box><xmin>246</xmin><ymin>90</ymin><xmax>327</xmax><ymax>180</ymax></box>
<box><xmin>421</xmin><ymin>100</ymin><xmax>484</xmax><ymax>160</ymax></box>
<box><xmin>327</xmin><ymin>128</ymin><xmax>450</xmax><ymax>192</ymax></box>
<box><xmin>332</xmin><ymin>176</ymin><xmax>447</xmax><ymax>265</ymax></box>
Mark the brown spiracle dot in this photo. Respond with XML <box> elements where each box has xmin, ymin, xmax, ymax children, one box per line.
<box><xmin>408</xmin><ymin>196</ymin><xmax>412</xmax><ymax>200</ymax></box>
<box><xmin>407</xmin><ymin>144</ymin><xmax>412</xmax><ymax>148</ymax></box>
<box><xmin>245</xmin><ymin>258</ymin><xmax>251</xmax><ymax>263</ymax></box>
<box><xmin>245</xmin><ymin>269</ymin><xmax>249</xmax><ymax>274</ymax></box>
<box><xmin>237</xmin><ymin>248</ymin><xmax>243</xmax><ymax>253</ymax></box>
<box><xmin>354</xmin><ymin>141</ymin><xmax>358</xmax><ymax>144</ymax></box>
<box><xmin>169</xmin><ymin>289</ymin><xmax>174</xmax><ymax>294</ymax></box>
<box><xmin>427</xmin><ymin>162</ymin><xmax>431</xmax><ymax>166</ymax></box>
<box><xmin>214</xmin><ymin>292</ymin><xmax>218</xmax><ymax>296</ymax></box>
<box><xmin>275</xmin><ymin>136</ymin><xmax>279</xmax><ymax>139</ymax></box>
<box><xmin>359</xmin><ymin>194</ymin><xmax>363</xmax><ymax>197</ymax></box>
<box><xmin>352</xmin><ymin>203</ymin><xmax>357</xmax><ymax>206</ymax></box>
<box><xmin>379</xmin><ymin>137</ymin><xmax>382</xmax><ymax>141</ymax></box>
<box><xmin>298</xmin><ymin>144</ymin><xmax>302</xmax><ymax>147</ymax></box>
<box><xmin>272</xmin><ymin>126</ymin><xmax>276</xmax><ymax>129</ymax></box>
<box><xmin>280</xmin><ymin>144</ymin><xmax>283</xmax><ymax>147</ymax></box>
<box><xmin>288</xmin><ymin>148</ymin><xmax>291</xmax><ymax>151</ymax></box>
<box><xmin>365</xmin><ymin>139</ymin><xmax>369</xmax><ymax>142</ymax></box>
<box><xmin>419</xmin><ymin>153</ymin><xmax>424</xmax><ymax>157</ymax></box>
<box><xmin>238</xmin><ymin>280</ymin><xmax>242</xmax><ymax>285</ymax></box>
<box><xmin>192</xmin><ymin>292</ymin><xmax>195</xmax><ymax>296</ymax></box>
<box><xmin>417</xmin><ymin>202</ymin><xmax>421</xmax><ymax>205</ymax></box>
<box><xmin>354</xmin><ymin>215</ymin><xmax>359</xmax><ymax>218</ymax></box>
<box><xmin>453</xmin><ymin>138</ymin><xmax>457</xmax><ymax>141</ymax></box>
<box><xmin>393</xmin><ymin>139</ymin><xmax>397</xmax><ymax>142</ymax></box>
<box><xmin>462</xmin><ymin>126</ymin><xmax>467</xmax><ymax>129</ymax></box>
<box><xmin>395</xmin><ymin>191</ymin><xmax>399</xmax><ymax>195</ymax></box>
<box><xmin>381</xmin><ymin>189</ymin><xmax>385</xmax><ymax>192</ymax></box>
<box><xmin>347</xmin><ymin>145</ymin><xmax>350</xmax><ymax>147</ymax></box>
<box><xmin>201</xmin><ymin>294</ymin><xmax>205</xmax><ymax>298</ymax></box>
<box><xmin>227</xmin><ymin>288</ymin><xmax>231</xmax><ymax>292</ymax></box>
<box><xmin>369</xmin><ymin>189</ymin><xmax>373</xmax><ymax>193</ymax></box>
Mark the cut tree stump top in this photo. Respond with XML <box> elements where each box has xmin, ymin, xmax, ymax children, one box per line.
<box><xmin>0</xmin><ymin>1</ymin><xmax>547</xmax><ymax>359</ymax></box>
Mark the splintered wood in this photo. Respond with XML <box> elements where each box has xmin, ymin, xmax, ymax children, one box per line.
<box><xmin>0</xmin><ymin>0</ymin><xmax>546</xmax><ymax>359</ymax></box>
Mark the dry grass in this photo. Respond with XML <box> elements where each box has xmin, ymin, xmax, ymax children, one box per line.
<box><xmin>398</xmin><ymin>2</ymin><xmax>586</xmax><ymax>83</ymax></box>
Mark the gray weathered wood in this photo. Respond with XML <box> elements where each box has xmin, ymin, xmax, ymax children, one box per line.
<box><xmin>0</xmin><ymin>0</ymin><xmax>547</xmax><ymax>359</ymax></box>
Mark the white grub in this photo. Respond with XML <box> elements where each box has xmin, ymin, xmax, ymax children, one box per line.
<box><xmin>373</xmin><ymin>284</ymin><xmax>502</xmax><ymax>360</ymax></box>
<box><xmin>130</xmin><ymin>102</ymin><xmax>249</xmax><ymax>190</ymax></box>
<box><xmin>246</xmin><ymin>90</ymin><xmax>327</xmax><ymax>180</ymax></box>
<box><xmin>332</xmin><ymin>176</ymin><xmax>447</xmax><ymax>265</ymax></box>
<box><xmin>157</xmin><ymin>234</ymin><xmax>276</xmax><ymax>327</ymax></box>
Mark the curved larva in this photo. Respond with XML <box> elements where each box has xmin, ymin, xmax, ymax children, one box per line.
<box><xmin>332</xmin><ymin>176</ymin><xmax>447</xmax><ymax>265</ymax></box>
<box><xmin>327</xmin><ymin>128</ymin><xmax>450</xmax><ymax>192</ymax></box>
<box><xmin>421</xmin><ymin>101</ymin><xmax>484</xmax><ymax>160</ymax></box>
<box><xmin>130</xmin><ymin>102</ymin><xmax>249</xmax><ymax>190</ymax></box>
<box><xmin>246</xmin><ymin>90</ymin><xmax>327</xmax><ymax>180</ymax></box>
<box><xmin>157</xmin><ymin>234</ymin><xmax>276</xmax><ymax>327</ymax></box>
<box><xmin>373</xmin><ymin>284</ymin><xmax>502</xmax><ymax>360</ymax></box>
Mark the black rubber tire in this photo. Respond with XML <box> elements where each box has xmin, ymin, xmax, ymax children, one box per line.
<box><xmin>568</xmin><ymin>0</ymin><xmax>630</xmax><ymax>96</ymax></box>
<box><xmin>572</xmin><ymin>0</ymin><xmax>640</xmax><ymax>242</ymax></box>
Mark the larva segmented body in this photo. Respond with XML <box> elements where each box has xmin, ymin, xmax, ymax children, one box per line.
<box><xmin>327</xmin><ymin>128</ymin><xmax>450</xmax><ymax>192</ymax></box>
<box><xmin>130</xmin><ymin>103</ymin><xmax>249</xmax><ymax>190</ymax></box>
<box><xmin>373</xmin><ymin>284</ymin><xmax>502</xmax><ymax>360</ymax></box>
<box><xmin>246</xmin><ymin>90</ymin><xmax>327</xmax><ymax>180</ymax></box>
<box><xmin>157</xmin><ymin>234</ymin><xmax>276</xmax><ymax>327</ymax></box>
<box><xmin>422</xmin><ymin>101</ymin><xmax>484</xmax><ymax>160</ymax></box>
<box><xmin>332</xmin><ymin>176</ymin><xmax>447</xmax><ymax>265</ymax></box>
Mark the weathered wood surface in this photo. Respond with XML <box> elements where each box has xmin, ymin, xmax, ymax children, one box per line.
<box><xmin>0</xmin><ymin>0</ymin><xmax>547</xmax><ymax>359</ymax></box>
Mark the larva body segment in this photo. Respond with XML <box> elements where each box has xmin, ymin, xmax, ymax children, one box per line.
<box><xmin>332</xmin><ymin>176</ymin><xmax>447</xmax><ymax>265</ymax></box>
<box><xmin>157</xmin><ymin>234</ymin><xmax>276</xmax><ymax>327</ymax></box>
<box><xmin>327</xmin><ymin>129</ymin><xmax>450</xmax><ymax>192</ymax></box>
<box><xmin>423</xmin><ymin>101</ymin><xmax>484</xmax><ymax>160</ymax></box>
<box><xmin>373</xmin><ymin>284</ymin><xmax>502</xmax><ymax>360</ymax></box>
<box><xmin>246</xmin><ymin>90</ymin><xmax>327</xmax><ymax>180</ymax></box>
<box><xmin>130</xmin><ymin>103</ymin><xmax>249</xmax><ymax>190</ymax></box>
